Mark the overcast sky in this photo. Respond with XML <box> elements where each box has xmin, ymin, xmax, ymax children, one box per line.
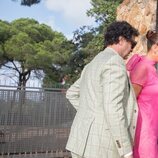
<box><xmin>0</xmin><ymin>0</ymin><xmax>96</xmax><ymax>39</ymax></box>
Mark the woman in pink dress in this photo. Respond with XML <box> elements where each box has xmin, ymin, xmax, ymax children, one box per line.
<box><xmin>126</xmin><ymin>30</ymin><xmax>158</xmax><ymax>158</ymax></box>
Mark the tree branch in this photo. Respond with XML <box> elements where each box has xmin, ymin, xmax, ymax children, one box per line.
<box><xmin>12</xmin><ymin>0</ymin><xmax>41</xmax><ymax>6</ymax></box>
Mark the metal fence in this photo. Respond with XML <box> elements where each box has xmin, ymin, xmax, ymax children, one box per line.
<box><xmin>0</xmin><ymin>86</ymin><xmax>76</xmax><ymax>158</ymax></box>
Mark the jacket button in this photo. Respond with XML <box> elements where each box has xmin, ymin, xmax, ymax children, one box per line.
<box><xmin>116</xmin><ymin>140</ymin><xmax>121</xmax><ymax>148</ymax></box>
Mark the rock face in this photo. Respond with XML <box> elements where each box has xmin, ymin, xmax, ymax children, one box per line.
<box><xmin>117</xmin><ymin>0</ymin><xmax>157</xmax><ymax>55</ymax></box>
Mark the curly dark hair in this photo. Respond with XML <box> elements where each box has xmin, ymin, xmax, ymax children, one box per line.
<box><xmin>104</xmin><ymin>21</ymin><xmax>139</xmax><ymax>48</ymax></box>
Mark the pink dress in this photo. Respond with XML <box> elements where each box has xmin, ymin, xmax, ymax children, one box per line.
<box><xmin>127</xmin><ymin>55</ymin><xmax>158</xmax><ymax>158</ymax></box>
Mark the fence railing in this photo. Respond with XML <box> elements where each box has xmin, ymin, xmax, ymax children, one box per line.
<box><xmin>0</xmin><ymin>86</ymin><xmax>76</xmax><ymax>158</ymax></box>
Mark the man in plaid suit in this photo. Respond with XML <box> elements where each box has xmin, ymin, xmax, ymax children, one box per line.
<box><xmin>66</xmin><ymin>21</ymin><xmax>139</xmax><ymax>158</ymax></box>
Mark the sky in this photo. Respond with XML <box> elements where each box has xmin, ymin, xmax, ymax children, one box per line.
<box><xmin>0</xmin><ymin>0</ymin><xmax>96</xmax><ymax>87</ymax></box>
<box><xmin>0</xmin><ymin>0</ymin><xmax>96</xmax><ymax>39</ymax></box>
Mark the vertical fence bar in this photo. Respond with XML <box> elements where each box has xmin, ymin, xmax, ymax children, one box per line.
<box><xmin>0</xmin><ymin>87</ymin><xmax>75</xmax><ymax>158</ymax></box>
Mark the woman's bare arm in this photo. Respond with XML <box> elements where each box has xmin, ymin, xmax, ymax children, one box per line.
<box><xmin>132</xmin><ymin>84</ymin><xmax>142</xmax><ymax>98</ymax></box>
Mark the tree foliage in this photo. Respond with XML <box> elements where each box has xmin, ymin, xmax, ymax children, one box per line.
<box><xmin>88</xmin><ymin>0</ymin><xmax>122</xmax><ymax>23</ymax></box>
<box><xmin>66</xmin><ymin>0</ymin><xmax>122</xmax><ymax>83</ymax></box>
<box><xmin>5</xmin><ymin>0</ymin><xmax>123</xmax><ymax>86</ymax></box>
<box><xmin>0</xmin><ymin>18</ymin><xmax>75</xmax><ymax>89</ymax></box>
<box><xmin>12</xmin><ymin>0</ymin><xmax>41</xmax><ymax>6</ymax></box>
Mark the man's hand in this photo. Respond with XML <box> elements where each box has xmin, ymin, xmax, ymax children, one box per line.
<box><xmin>124</xmin><ymin>152</ymin><xmax>133</xmax><ymax>158</ymax></box>
<box><xmin>124</xmin><ymin>155</ymin><xmax>133</xmax><ymax>158</ymax></box>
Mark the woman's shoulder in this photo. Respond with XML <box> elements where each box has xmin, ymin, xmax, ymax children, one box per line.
<box><xmin>126</xmin><ymin>54</ymin><xmax>147</xmax><ymax>72</ymax></box>
<box><xmin>134</xmin><ymin>60</ymin><xmax>148</xmax><ymax>72</ymax></box>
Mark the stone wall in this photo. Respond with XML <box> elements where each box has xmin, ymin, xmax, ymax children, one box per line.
<box><xmin>117</xmin><ymin>0</ymin><xmax>157</xmax><ymax>55</ymax></box>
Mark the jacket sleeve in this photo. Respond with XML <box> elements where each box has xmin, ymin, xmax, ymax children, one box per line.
<box><xmin>66</xmin><ymin>64</ymin><xmax>89</xmax><ymax>111</ymax></box>
<box><xmin>66</xmin><ymin>78</ymin><xmax>80</xmax><ymax>111</ymax></box>
<box><xmin>101</xmin><ymin>55</ymin><xmax>132</xmax><ymax>157</ymax></box>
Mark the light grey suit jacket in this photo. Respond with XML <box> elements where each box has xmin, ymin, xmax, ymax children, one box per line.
<box><xmin>66</xmin><ymin>47</ymin><xmax>138</xmax><ymax>158</ymax></box>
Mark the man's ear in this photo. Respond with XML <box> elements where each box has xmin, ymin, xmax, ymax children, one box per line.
<box><xmin>118</xmin><ymin>36</ymin><xmax>124</xmax><ymax>46</ymax></box>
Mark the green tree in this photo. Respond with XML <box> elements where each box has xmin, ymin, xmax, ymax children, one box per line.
<box><xmin>68</xmin><ymin>26</ymin><xmax>96</xmax><ymax>81</ymax></box>
<box><xmin>87</xmin><ymin>0</ymin><xmax>123</xmax><ymax>32</ymax></box>
<box><xmin>12</xmin><ymin>0</ymin><xmax>41</xmax><ymax>6</ymax></box>
<box><xmin>0</xmin><ymin>20</ymin><xmax>11</xmax><ymax>66</ymax></box>
<box><xmin>42</xmin><ymin>39</ymin><xmax>76</xmax><ymax>88</ymax></box>
<box><xmin>86</xmin><ymin>0</ymin><xmax>123</xmax><ymax>53</ymax></box>
<box><xmin>67</xmin><ymin>0</ymin><xmax>122</xmax><ymax>83</ymax></box>
<box><xmin>0</xmin><ymin>18</ymin><xmax>74</xmax><ymax>89</ymax></box>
